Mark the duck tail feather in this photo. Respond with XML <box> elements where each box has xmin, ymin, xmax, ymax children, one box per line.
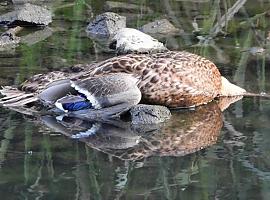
<box><xmin>0</xmin><ymin>86</ymin><xmax>38</xmax><ymax>107</ymax></box>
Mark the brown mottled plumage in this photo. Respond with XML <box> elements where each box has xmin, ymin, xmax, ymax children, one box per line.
<box><xmin>0</xmin><ymin>51</ymin><xmax>245</xmax><ymax>109</ymax></box>
<box><xmin>77</xmin><ymin>51</ymin><xmax>222</xmax><ymax>107</ymax></box>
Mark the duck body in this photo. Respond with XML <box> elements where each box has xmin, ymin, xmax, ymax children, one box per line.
<box><xmin>0</xmin><ymin>51</ymin><xmax>246</xmax><ymax>114</ymax></box>
<box><xmin>86</xmin><ymin>51</ymin><xmax>223</xmax><ymax>107</ymax></box>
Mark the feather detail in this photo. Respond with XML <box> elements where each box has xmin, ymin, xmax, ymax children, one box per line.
<box><xmin>0</xmin><ymin>86</ymin><xmax>38</xmax><ymax>107</ymax></box>
<box><xmin>70</xmin><ymin>81</ymin><xmax>101</xmax><ymax>109</ymax></box>
<box><xmin>55</xmin><ymin>95</ymin><xmax>93</xmax><ymax>112</ymax></box>
<box><xmin>0</xmin><ymin>51</ymin><xmax>245</xmax><ymax>111</ymax></box>
<box><xmin>55</xmin><ymin>101</ymin><xmax>67</xmax><ymax>112</ymax></box>
<box><xmin>71</xmin><ymin>123</ymin><xmax>101</xmax><ymax>139</ymax></box>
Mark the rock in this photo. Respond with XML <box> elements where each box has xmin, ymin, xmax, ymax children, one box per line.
<box><xmin>0</xmin><ymin>1</ymin><xmax>8</xmax><ymax>6</ymax></box>
<box><xmin>175</xmin><ymin>0</ymin><xmax>209</xmax><ymax>2</ymax></box>
<box><xmin>129</xmin><ymin>104</ymin><xmax>171</xmax><ymax>125</ymax></box>
<box><xmin>104</xmin><ymin>1</ymin><xmax>153</xmax><ymax>13</ymax></box>
<box><xmin>91</xmin><ymin>38</ymin><xmax>116</xmax><ymax>53</ymax></box>
<box><xmin>21</xmin><ymin>27</ymin><xmax>52</xmax><ymax>45</ymax></box>
<box><xmin>86</xmin><ymin>12</ymin><xmax>126</xmax><ymax>38</ymax></box>
<box><xmin>0</xmin><ymin>26</ymin><xmax>22</xmax><ymax>50</ymax></box>
<box><xmin>0</xmin><ymin>3</ymin><xmax>52</xmax><ymax>26</ymax></box>
<box><xmin>109</xmin><ymin>28</ymin><xmax>167</xmax><ymax>54</ymax></box>
<box><xmin>0</xmin><ymin>26</ymin><xmax>52</xmax><ymax>50</ymax></box>
<box><xmin>11</xmin><ymin>0</ymin><xmax>52</xmax><ymax>4</ymax></box>
<box><xmin>140</xmin><ymin>19</ymin><xmax>181</xmax><ymax>36</ymax></box>
<box><xmin>247</xmin><ymin>47</ymin><xmax>265</xmax><ymax>55</ymax></box>
<box><xmin>164</xmin><ymin>37</ymin><xmax>180</xmax><ymax>50</ymax></box>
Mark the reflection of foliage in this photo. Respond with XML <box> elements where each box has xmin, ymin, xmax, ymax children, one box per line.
<box><xmin>1</xmin><ymin>0</ymin><xmax>270</xmax><ymax>199</ymax></box>
<box><xmin>17</xmin><ymin>43</ymin><xmax>42</xmax><ymax>83</ymax></box>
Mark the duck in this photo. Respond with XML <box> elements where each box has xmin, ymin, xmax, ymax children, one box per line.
<box><xmin>0</xmin><ymin>50</ymin><xmax>247</xmax><ymax>118</ymax></box>
<box><xmin>0</xmin><ymin>27</ymin><xmax>249</xmax><ymax>116</ymax></box>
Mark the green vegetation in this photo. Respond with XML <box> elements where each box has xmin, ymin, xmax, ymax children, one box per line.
<box><xmin>0</xmin><ymin>0</ymin><xmax>270</xmax><ymax>199</ymax></box>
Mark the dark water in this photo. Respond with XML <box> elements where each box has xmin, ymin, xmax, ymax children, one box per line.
<box><xmin>1</xmin><ymin>0</ymin><xmax>270</xmax><ymax>199</ymax></box>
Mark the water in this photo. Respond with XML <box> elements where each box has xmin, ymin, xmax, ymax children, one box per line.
<box><xmin>0</xmin><ymin>0</ymin><xmax>270</xmax><ymax>199</ymax></box>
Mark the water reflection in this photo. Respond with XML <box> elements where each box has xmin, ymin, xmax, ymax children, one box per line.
<box><xmin>40</xmin><ymin>100</ymin><xmax>224</xmax><ymax>161</ymax></box>
<box><xmin>1</xmin><ymin>0</ymin><xmax>270</xmax><ymax>199</ymax></box>
<box><xmin>1</xmin><ymin>97</ymin><xmax>259</xmax><ymax>200</ymax></box>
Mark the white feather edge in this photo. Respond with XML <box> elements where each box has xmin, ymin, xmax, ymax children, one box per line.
<box><xmin>55</xmin><ymin>101</ymin><xmax>68</xmax><ymax>113</ymax></box>
<box><xmin>71</xmin><ymin>123</ymin><xmax>101</xmax><ymax>139</ymax></box>
<box><xmin>56</xmin><ymin>115</ymin><xmax>65</xmax><ymax>121</ymax></box>
<box><xmin>70</xmin><ymin>81</ymin><xmax>101</xmax><ymax>109</ymax></box>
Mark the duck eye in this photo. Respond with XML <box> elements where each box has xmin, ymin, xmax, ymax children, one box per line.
<box><xmin>109</xmin><ymin>40</ymin><xmax>117</xmax><ymax>50</ymax></box>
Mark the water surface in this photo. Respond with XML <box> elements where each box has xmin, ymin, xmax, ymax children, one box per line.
<box><xmin>1</xmin><ymin>0</ymin><xmax>270</xmax><ymax>199</ymax></box>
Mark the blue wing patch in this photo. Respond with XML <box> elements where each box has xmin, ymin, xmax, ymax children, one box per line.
<box><xmin>55</xmin><ymin>94</ymin><xmax>95</xmax><ymax>112</ymax></box>
<box><xmin>62</xmin><ymin>100</ymin><xmax>93</xmax><ymax>111</ymax></box>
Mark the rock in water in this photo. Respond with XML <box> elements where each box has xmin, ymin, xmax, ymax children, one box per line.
<box><xmin>129</xmin><ymin>104</ymin><xmax>171</xmax><ymax>125</ymax></box>
<box><xmin>20</xmin><ymin>27</ymin><xmax>52</xmax><ymax>46</ymax></box>
<box><xmin>0</xmin><ymin>26</ymin><xmax>22</xmax><ymax>49</ymax></box>
<box><xmin>86</xmin><ymin>12</ymin><xmax>126</xmax><ymax>38</ymax></box>
<box><xmin>110</xmin><ymin>28</ymin><xmax>167</xmax><ymax>54</ymax></box>
<box><xmin>0</xmin><ymin>3</ymin><xmax>52</xmax><ymax>26</ymax></box>
<box><xmin>140</xmin><ymin>19</ymin><xmax>181</xmax><ymax>36</ymax></box>
<box><xmin>11</xmin><ymin>0</ymin><xmax>51</xmax><ymax>4</ymax></box>
<box><xmin>104</xmin><ymin>1</ymin><xmax>153</xmax><ymax>14</ymax></box>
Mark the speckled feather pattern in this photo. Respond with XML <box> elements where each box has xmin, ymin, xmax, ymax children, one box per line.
<box><xmin>72</xmin><ymin>73</ymin><xmax>138</xmax><ymax>97</ymax></box>
<box><xmin>17</xmin><ymin>51</ymin><xmax>222</xmax><ymax>108</ymax></box>
<box><xmin>19</xmin><ymin>71</ymin><xmax>71</xmax><ymax>92</ymax></box>
<box><xmin>80</xmin><ymin>51</ymin><xmax>222</xmax><ymax>107</ymax></box>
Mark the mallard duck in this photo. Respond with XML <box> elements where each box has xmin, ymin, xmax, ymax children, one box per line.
<box><xmin>0</xmin><ymin>51</ymin><xmax>246</xmax><ymax>116</ymax></box>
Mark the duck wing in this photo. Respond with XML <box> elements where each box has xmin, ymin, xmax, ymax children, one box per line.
<box><xmin>55</xmin><ymin>73</ymin><xmax>142</xmax><ymax>115</ymax></box>
<box><xmin>0</xmin><ymin>71</ymin><xmax>71</xmax><ymax>107</ymax></box>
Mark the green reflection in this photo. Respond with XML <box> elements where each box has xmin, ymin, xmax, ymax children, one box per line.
<box><xmin>0</xmin><ymin>0</ymin><xmax>270</xmax><ymax>200</ymax></box>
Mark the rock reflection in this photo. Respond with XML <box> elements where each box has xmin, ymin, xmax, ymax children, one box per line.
<box><xmin>41</xmin><ymin>100</ymin><xmax>229</xmax><ymax>161</ymax></box>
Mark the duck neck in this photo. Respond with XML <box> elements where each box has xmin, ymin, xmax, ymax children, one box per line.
<box><xmin>220</xmin><ymin>76</ymin><xmax>246</xmax><ymax>96</ymax></box>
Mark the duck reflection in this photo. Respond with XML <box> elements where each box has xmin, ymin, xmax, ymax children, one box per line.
<box><xmin>40</xmin><ymin>97</ymin><xmax>242</xmax><ymax>161</ymax></box>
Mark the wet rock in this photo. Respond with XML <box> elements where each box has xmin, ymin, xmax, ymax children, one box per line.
<box><xmin>21</xmin><ymin>27</ymin><xmax>52</xmax><ymax>45</ymax></box>
<box><xmin>164</xmin><ymin>37</ymin><xmax>180</xmax><ymax>50</ymax></box>
<box><xmin>175</xmin><ymin>0</ymin><xmax>209</xmax><ymax>2</ymax></box>
<box><xmin>247</xmin><ymin>47</ymin><xmax>265</xmax><ymax>55</ymax></box>
<box><xmin>110</xmin><ymin>28</ymin><xmax>167</xmax><ymax>54</ymax></box>
<box><xmin>0</xmin><ymin>3</ymin><xmax>52</xmax><ymax>26</ymax></box>
<box><xmin>129</xmin><ymin>104</ymin><xmax>171</xmax><ymax>125</ymax></box>
<box><xmin>104</xmin><ymin>1</ymin><xmax>153</xmax><ymax>13</ymax></box>
<box><xmin>92</xmin><ymin>38</ymin><xmax>115</xmax><ymax>53</ymax></box>
<box><xmin>11</xmin><ymin>0</ymin><xmax>52</xmax><ymax>4</ymax></box>
<box><xmin>0</xmin><ymin>26</ymin><xmax>22</xmax><ymax>50</ymax></box>
<box><xmin>140</xmin><ymin>19</ymin><xmax>181</xmax><ymax>36</ymax></box>
<box><xmin>86</xmin><ymin>12</ymin><xmax>126</xmax><ymax>38</ymax></box>
<box><xmin>0</xmin><ymin>1</ymin><xmax>8</xmax><ymax>6</ymax></box>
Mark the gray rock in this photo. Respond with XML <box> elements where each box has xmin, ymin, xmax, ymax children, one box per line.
<box><xmin>104</xmin><ymin>1</ymin><xmax>153</xmax><ymax>13</ymax></box>
<box><xmin>0</xmin><ymin>3</ymin><xmax>52</xmax><ymax>26</ymax></box>
<box><xmin>0</xmin><ymin>1</ymin><xmax>8</xmax><ymax>6</ymax></box>
<box><xmin>21</xmin><ymin>27</ymin><xmax>52</xmax><ymax>45</ymax></box>
<box><xmin>12</xmin><ymin>0</ymin><xmax>52</xmax><ymax>4</ymax></box>
<box><xmin>0</xmin><ymin>26</ymin><xmax>22</xmax><ymax>50</ymax></box>
<box><xmin>110</xmin><ymin>28</ymin><xmax>167</xmax><ymax>54</ymax></box>
<box><xmin>140</xmin><ymin>19</ymin><xmax>181</xmax><ymax>36</ymax></box>
<box><xmin>247</xmin><ymin>47</ymin><xmax>265</xmax><ymax>55</ymax></box>
<box><xmin>129</xmin><ymin>104</ymin><xmax>171</xmax><ymax>125</ymax></box>
<box><xmin>0</xmin><ymin>26</ymin><xmax>52</xmax><ymax>50</ymax></box>
<box><xmin>86</xmin><ymin>12</ymin><xmax>126</xmax><ymax>38</ymax></box>
<box><xmin>175</xmin><ymin>0</ymin><xmax>209</xmax><ymax>2</ymax></box>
